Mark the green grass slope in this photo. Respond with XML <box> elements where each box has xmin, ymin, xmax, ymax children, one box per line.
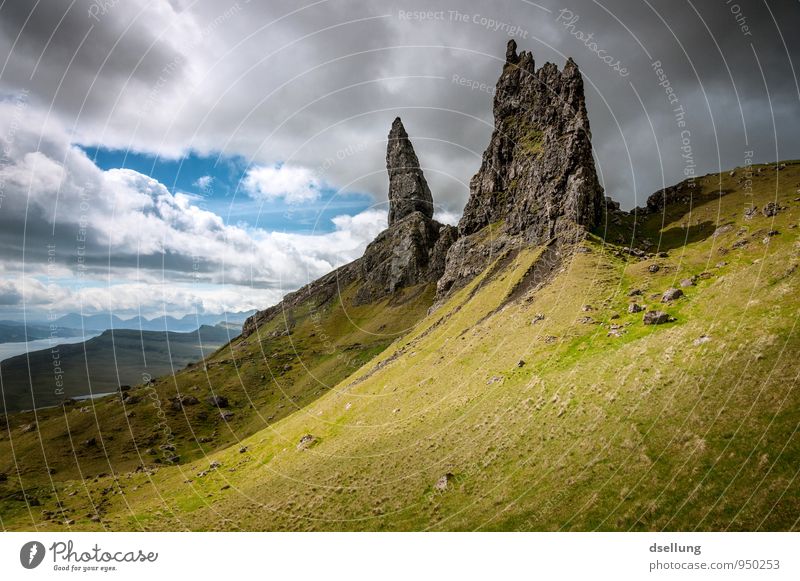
<box><xmin>2</xmin><ymin>162</ymin><xmax>798</xmax><ymax>531</ymax></box>
<box><xmin>0</xmin><ymin>282</ymin><xmax>435</xmax><ymax>527</ymax></box>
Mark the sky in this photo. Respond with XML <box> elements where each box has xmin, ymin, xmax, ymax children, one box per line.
<box><xmin>0</xmin><ymin>0</ymin><xmax>798</xmax><ymax>320</ymax></box>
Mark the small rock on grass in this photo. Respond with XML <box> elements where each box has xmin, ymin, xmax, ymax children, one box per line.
<box><xmin>297</xmin><ymin>434</ymin><xmax>317</xmax><ymax>450</ymax></box>
<box><xmin>435</xmin><ymin>473</ymin><xmax>455</xmax><ymax>491</ymax></box>
<box><xmin>643</xmin><ymin>311</ymin><xmax>671</xmax><ymax>325</ymax></box>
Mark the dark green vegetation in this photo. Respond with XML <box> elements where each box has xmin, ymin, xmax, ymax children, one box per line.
<box><xmin>1</xmin><ymin>163</ymin><xmax>798</xmax><ymax>531</ymax></box>
<box><xmin>0</xmin><ymin>322</ymin><xmax>84</xmax><ymax>343</ymax></box>
<box><xmin>0</xmin><ymin>325</ymin><xmax>233</xmax><ymax>413</ymax></box>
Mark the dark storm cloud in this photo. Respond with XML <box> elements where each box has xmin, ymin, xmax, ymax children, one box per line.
<box><xmin>1</xmin><ymin>0</ymin><xmax>798</xmax><ymax>213</ymax></box>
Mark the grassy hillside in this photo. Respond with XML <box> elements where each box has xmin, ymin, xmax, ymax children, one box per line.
<box><xmin>0</xmin><ymin>325</ymin><xmax>234</xmax><ymax>413</ymax></box>
<box><xmin>0</xmin><ymin>283</ymin><xmax>435</xmax><ymax>526</ymax></box>
<box><xmin>1</xmin><ymin>162</ymin><xmax>798</xmax><ymax>531</ymax></box>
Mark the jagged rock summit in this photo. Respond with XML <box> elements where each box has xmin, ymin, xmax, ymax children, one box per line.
<box><xmin>437</xmin><ymin>40</ymin><xmax>605</xmax><ymax>296</ymax></box>
<box><xmin>387</xmin><ymin>117</ymin><xmax>435</xmax><ymax>224</ymax></box>
<box><xmin>242</xmin><ymin>120</ymin><xmax>455</xmax><ymax>337</ymax></box>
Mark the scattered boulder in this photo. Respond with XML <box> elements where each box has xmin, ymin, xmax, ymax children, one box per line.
<box><xmin>679</xmin><ymin>278</ymin><xmax>695</xmax><ymax>288</ymax></box>
<box><xmin>712</xmin><ymin>224</ymin><xmax>733</xmax><ymax>237</ymax></box>
<box><xmin>239</xmin><ymin>446</ymin><xmax>248</xmax><ymax>454</ymax></box>
<box><xmin>762</xmin><ymin>202</ymin><xmax>781</xmax><ymax>217</ymax></box>
<box><xmin>210</xmin><ymin>460</ymin><xmax>222</xmax><ymax>469</ymax></box>
<box><xmin>693</xmin><ymin>335</ymin><xmax>712</xmax><ymax>346</ymax></box>
<box><xmin>643</xmin><ymin>311</ymin><xmax>671</xmax><ymax>325</ymax></box>
<box><xmin>517</xmin><ymin>360</ymin><xmax>526</xmax><ymax>368</ymax></box>
<box><xmin>297</xmin><ymin>434</ymin><xmax>318</xmax><ymax>450</ymax></box>
<box><xmin>83</xmin><ymin>437</ymin><xmax>97</xmax><ymax>447</ymax></box>
<box><xmin>661</xmin><ymin>288</ymin><xmax>684</xmax><ymax>302</ymax></box>
<box><xmin>207</xmin><ymin>395</ymin><xmax>229</xmax><ymax>408</ymax></box>
<box><xmin>581</xmin><ymin>304</ymin><xmax>593</xmax><ymax>312</ymax></box>
<box><xmin>607</xmin><ymin>324</ymin><xmax>625</xmax><ymax>338</ymax></box>
<box><xmin>20</xmin><ymin>422</ymin><xmax>37</xmax><ymax>433</ymax></box>
<box><xmin>648</xmin><ymin>264</ymin><xmax>660</xmax><ymax>273</ymax></box>
<box><xmin>627</xmin><ymin>288</ymin><xmax>643</xmax><ymax>297</ymax></box>
<box><xmin>434</xmin><ymin>473</ymin><xmax>455</xmax><ymax>491</ymax></box>
<box><xmin>627</xmin><ymin>303</ymin><xmax>644</xmax><ymax>314</ymax></box>
<box><xmin>744</xmin><ymin>206</ymin><xmax>758</xmax><ymax>220</ymax></box>
<box><xmin>531</xmin><ymin>313</ymin><xmax>545</xmax><ymax>324</ymax></box>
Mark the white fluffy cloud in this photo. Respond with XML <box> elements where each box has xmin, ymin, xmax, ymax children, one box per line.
<box><xmin>0</xmin><ymin>101</ymin><xmax>387</xmax><ymax>317</ymax></box>
<box><xmin>243</xmin><ymin>164</ymin><xmax>323</xmax><ymax>204</ymax></box>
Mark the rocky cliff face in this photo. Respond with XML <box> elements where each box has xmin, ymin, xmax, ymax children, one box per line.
<box><xmin>242</xmin><ymin>119</ymin><xmax>455</xmax><ymax>337</ymax></box>
<box><xmin>437</xmin><ymin>40</ymin><xmax>605</xmax><ymax>297</ymax></box>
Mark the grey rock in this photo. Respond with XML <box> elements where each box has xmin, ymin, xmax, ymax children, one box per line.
<box><xmin>680</xmin><ymin>278</ymin><xmax>695</xmax><ymax>287</ymax></box>
<box><xmin>661</xmin><ymin>288</ymin><xmax>684</xmax><ymax>302</ymax></box>
<box><xmin>648</xmin><ymin>264</ymin><xmax>661</xmax><ymax>273</ymax></box>
<box><xmin>435</xmin><ymin>472</ymin><xmax>455</xmax><ymax>491</ymax></box>
<box><xmin>762</xmin><ymin>202</ymin><xmax>781</xmax><ymax>217</ymax></box>
<box><xmin>643</xmin><ymin>311</ymin><xmax>671</xmax><ymax>325</ymax></box>
<box><xmin>207</xmin><ymin>395</ymin><xmax>229</xmax><ymax>408</ymax></box>
<box><xmin>387</xmin><ymin>117</ymin><xmax>434</xmax><ymax>225</ymax></box>
<box><xmin>436</xmin><ymin>41</ymin><xmax>604</xmax><ymax>297</ymax></box>
<box><xmin>297</xmin><ymin>434</ymin><xmax>317</xmax><ymax>450</ymax></box>
<box><xmin>627</xmin><ymin>303</ymin><xmax>644</xmax><ymax>314</ymax></box>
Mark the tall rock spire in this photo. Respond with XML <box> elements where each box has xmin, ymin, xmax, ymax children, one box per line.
<box><xmin>436</xmin><ymin>41</ymin><xmax>605</xmax><ymax>298</ymax></box>
<box><xmin>386</xmin><ymin>117</ymin><xmax>434</xmax><ymax>225</ymax></box>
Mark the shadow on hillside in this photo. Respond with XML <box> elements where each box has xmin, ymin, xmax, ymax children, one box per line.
<box><xmin>649</xmin><ymin>220</ymin><xmax>718</xmax><ymax>252</ymax></box>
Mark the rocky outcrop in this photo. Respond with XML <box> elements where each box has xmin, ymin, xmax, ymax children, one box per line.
<box><xmin>242</xmin><ymin>119</ymin><xmax>455</xmax><ymax>337</ymax></box>
<box><xmin>387</xmin><ymin>118</ymin><xmax>435</xmax><ymax>224</ymax></box>
<box><xmin>437</xmin><ymin>40</ymin><xmax>605</xmax><ymax>297</ymax></box>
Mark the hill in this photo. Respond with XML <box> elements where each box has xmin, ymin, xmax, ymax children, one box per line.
<box><xmin>0</xmin><ymin>321</ymin><xmax>85</xmax><ymax>344</ymax></box>
<box><xmin>0</xmin><ymin>325</ymin><xmax>234</xmax><ymax>413</ymax></box>
<box><xmin>0</xmin><ymin>41</ymin><xmax>796</xmax><ymax>531</ymax></box>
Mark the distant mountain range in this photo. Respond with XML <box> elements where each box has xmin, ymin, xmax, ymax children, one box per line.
<box><xmin>0</xmin><ymin>310</ymin><xmax>256</xmax><ymax>344</ymax></box>
<box><xmin>51</xmin><ymin>310</ymin><xmax>257</xmax><ymax>332</ymax></box>
<box><xmin>0</xmin><ymin>321</ymin><xmax>85</xmax><ymax>343</ymax></box>
<box><xmin>0</xmin><ymin>324</ymin><xmax>234</xmax><ymax>413</ymax></box>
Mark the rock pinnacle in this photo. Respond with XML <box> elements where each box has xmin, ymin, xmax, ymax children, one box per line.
<box><xmin>386</xmin><ymin>117</ymin><xmax>434</xmax><ymax>225</ymax></box>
